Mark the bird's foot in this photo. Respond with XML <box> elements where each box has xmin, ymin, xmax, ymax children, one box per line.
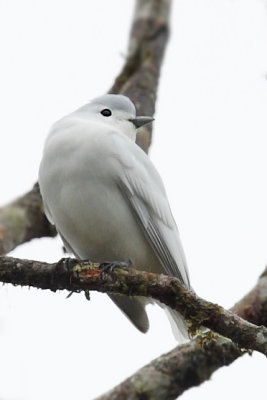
<box><xmin>99</xmin><ymin>259</ymin><xmax>132</xmax><ymax>272</ymax></box>
<box><xmin>55</xmin><ymin>257</ymin><xmax>80</xmax><ymax>274</ymax></box>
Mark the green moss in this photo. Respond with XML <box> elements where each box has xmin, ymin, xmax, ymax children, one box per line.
<box><xmin>134</xmin><ymin>379</ymin><xmax>147</xmax><ymax>396</ymax></box>
<box><xmin>72</xmin><ymin>262</ymin><xmax>98</xmax><ymax>273</ymax></box>
<box><xmin>196</xmin><ymin>331</ymin><xmax>222</xmax><ymax>349</ymax></box>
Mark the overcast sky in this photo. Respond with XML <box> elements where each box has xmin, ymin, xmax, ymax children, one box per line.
<box><xmin>0</xmin><ymin>1</ymin><xmax>267</xmax><ymax>399</ymax></box>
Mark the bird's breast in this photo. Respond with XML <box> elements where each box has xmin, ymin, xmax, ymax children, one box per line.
<box><xmin>39</xmin><ymin>124</ymin><xmax>162</xmax><ymax>271</ymax></box>
<box><xmin>51</xmin><ymin>175</ymin><xmax>159</xmax><ymax>269</ymax></box>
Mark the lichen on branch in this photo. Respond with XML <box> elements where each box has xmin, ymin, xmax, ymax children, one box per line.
<box><xmin>0</xmin><ymin>255</ymin><xmax>266</xmax><ymax>357</ymax></box>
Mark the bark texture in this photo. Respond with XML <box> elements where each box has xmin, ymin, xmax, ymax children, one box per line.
<box><xmin>0</xmin><ymin>256</ymin><xmax>266</xmax><ymax>356</ymax></box>
<box><xmin>1</xmin><ymin>0</ymin><xmax>266</xmax><ymax>398</ymax></box>
<box><xmin>96</xmin><ymin>269</ymin><xmax>267</xmax><ymax>400</ymax></box>
<box><xmin>0</xmin><ymin>256</ymin><xmax>266</xmax><ymax>399</ymax></box>
<box><xmin>96</xmin><ymin>337</ymin><xmax>243</xmax><ymax>400</ymax></box>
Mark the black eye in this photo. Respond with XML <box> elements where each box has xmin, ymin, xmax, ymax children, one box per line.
<box><xmin>101</xmin><ymin>108</ymin><xmax>112</xmax><ymax>117</ymax></box>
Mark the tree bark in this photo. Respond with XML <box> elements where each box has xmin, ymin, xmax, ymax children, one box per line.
<box><xmin>96</xmin><ymin>269</ymin><xmax>267</xmax><ymax>400</ymax></box>
<box><xmin>0</xmin><ymin>256</ymin><xmax>266</xmax><ymax>356</ymax></box>
<box><xmin>0</xmin><ymin>0</ymin><xmax>266</xmax><ymax>398</ymax></box>
<box><xmin>95</xmin><ymin>337</ymin><xmax>243</xmax><ymax>400</ymax></box>
<box><xmin>0</xmin><ymin>255</ymin><xmax>266</xmax><ymax>399</ymax></box>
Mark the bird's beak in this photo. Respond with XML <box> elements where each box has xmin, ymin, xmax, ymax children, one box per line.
<box><xmin>129</xmin><ymin>116</ymin><xmax>154</xmax><ymax>128</ymax></box>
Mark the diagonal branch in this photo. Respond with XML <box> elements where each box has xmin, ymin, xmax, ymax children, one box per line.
<box><xmin>96</xmin><ymin>270</ymin><xmax>267</xmax><ymax>400</ymax></box>
<box><xmin>0</xmin><ymin>256</ymin><xmax>266</xmax><ymax>356</ymax></box>
<box><xmin>0</xmin><ymin>0</ymin><xmax>171</xmax><ymax>255</ymax></box>
<box><xmin>1</xmin><ymin>1</ymin><xmax>265</xmax><ymax>398</ymax></box>
<box><xmin>0</xmin><ymin>255</ymin><xmax>266</xmax><ymax>398</ymax></box>
<box><xmin>96</xmin><ymin>337</ymin><xmax>244</xmax><ymax>400</ymax></box>
<box><xmin>97</xmin><ymin>268</ymin><xmax>267</xmax><ymax>400</ymax></box>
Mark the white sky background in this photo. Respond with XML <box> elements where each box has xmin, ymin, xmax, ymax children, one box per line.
<box><xmin>0</xmin><ymin>0</ymin><xmax>267</xmax><ymax>399</ymax></box>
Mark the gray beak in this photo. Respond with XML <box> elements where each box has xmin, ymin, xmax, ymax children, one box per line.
<box><xmin>130</xmin><ymin>116</ymin><xmax>154</xmax><ymax>129</ymax></box>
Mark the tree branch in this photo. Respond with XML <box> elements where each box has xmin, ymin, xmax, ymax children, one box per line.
<box><xmin>1</xmin><ymin>1</ymin><xmax>265</xmax><ymax>398</ymax></box>
<box><xmin>0</xmin><ymin>255</ymin><xmax>266</xmax><ymax>398</ymax></box>
<box><xmin>0</xmin><ymin>184</ymin><xmax>56</xmax><ymax>255</ymax></box>
<box><xmin>97</xmin><ymin>270</ymin><xmax>267</xmax><ymax>400</ymax></box>
<box><xmin>109</xmin><ymin>0</ymin><xmax>171</xmax><ymax>152</ymax></box>
<box><xmin>95</xmin><ymin>337</ymin><xmax>243</xmax><ymax>400</ymax></box>
<box><xmin>97</xmin><ymin>268</ymin><xmax>267</xmax><ymax>400</ymax></box>
<box><xmin>0</xmin><ymin>256</ymin><xmax>266</xmax><ymax>356</ymax></box>
<box><xmin>0</xmin><ymin>0</ymin><xmax>170</xmax><ymax>255</ymax></box>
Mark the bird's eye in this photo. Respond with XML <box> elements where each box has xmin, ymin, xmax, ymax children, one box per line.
<box><xmin>101</xmin><ymin>109</ymin><xmax>112</xmax><ymax>117</ymax></box>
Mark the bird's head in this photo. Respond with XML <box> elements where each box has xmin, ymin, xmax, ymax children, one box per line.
<box><xmin>77</xmin><ymin>94</ymin><xmax>154</xmax><ymax>141</ymax></box>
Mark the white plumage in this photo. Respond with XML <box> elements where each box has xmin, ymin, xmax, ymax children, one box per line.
<box><xmin>39</xmin><ymin>94</ymin><xmax>190</xmax><ymax>339</ymax></box>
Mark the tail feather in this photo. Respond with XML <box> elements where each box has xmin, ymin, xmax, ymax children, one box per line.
<box><xmin>165</xmin><ymin>308</ymin><xmax>189</xmax><ymax>342</ymax></box>
<box><xmin>109</xmin><ymin>294</ymin><xmax>189</xmax><ymax>341</ymax></box>
<box><xmin>108</xmin><ymin>294</ymin><xmax>149</xmax><ymax>333</ymax></box>
<box><xmin>154</xmin><ymin>300</ymin><xmax>189</xmax><ymax>342</ymax></box>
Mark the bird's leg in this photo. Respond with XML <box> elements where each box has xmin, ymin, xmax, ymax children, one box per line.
<box><xmin>99</xmin><ymin>259</ymin><xmax>132</xmax><ymax>272</ymax></box>
<box><xmin>53</xmin><ymin>257</ymin><xmax>76</xmax><ymax>281</ymax></box>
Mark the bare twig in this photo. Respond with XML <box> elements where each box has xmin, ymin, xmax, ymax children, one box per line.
<box><xmin>0</xmin><ymin>256</ymin><xmax>266</xmax><ymax>356</ymax></box>
<box><xmin>0</xmin><ymin>0</ymin><xmax>170</xmax><ymax>255</ymax></box>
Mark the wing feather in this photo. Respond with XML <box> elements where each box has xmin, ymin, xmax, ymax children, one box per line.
<box><xmin>113</xmin><ymin>135</ymin><xmax>190</xmax><ymax>287</ymax></box>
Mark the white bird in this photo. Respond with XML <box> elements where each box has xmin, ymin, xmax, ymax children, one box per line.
<box><xmin>39</xmin><ymin>94</ymin><xmax>190</xmax><ymax>340</ymax></box>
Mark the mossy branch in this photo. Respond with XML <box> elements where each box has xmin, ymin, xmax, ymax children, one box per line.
<box><xmin>0</xmin><ymin>255</ymin><xmax>266</xmax><ymax>357</ymax></box>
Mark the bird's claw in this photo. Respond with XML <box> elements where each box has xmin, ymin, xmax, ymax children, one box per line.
<box><xmin>84</xmin><ymin>290</ymin><xmax>90</xmax><ymax>300</ymax></box>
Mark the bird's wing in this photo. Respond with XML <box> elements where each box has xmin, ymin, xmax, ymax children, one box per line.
<box><xmin>42</xmin><ymin>198</ymin><xmax>55</xmax><ymax>225</ymax></box>
<box><xmin>112</xmin><ymin>132</ymin><xmax>190</xmax><ymax>288</ymax></box>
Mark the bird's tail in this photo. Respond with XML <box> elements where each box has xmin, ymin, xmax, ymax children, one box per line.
<box><xmin>164</xmin><ymin>307</ymin><xmax>189</xmax><ymax>342</ymax></box>
<box><xmin>154</xmin><ymin>300</ymin><xmax>189</xmax><ymax>342</ymax></box>
<box><xmin>108</xmin><ymin>294</ymin><xmax>149</xmax><ymax>333</ymax></box>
